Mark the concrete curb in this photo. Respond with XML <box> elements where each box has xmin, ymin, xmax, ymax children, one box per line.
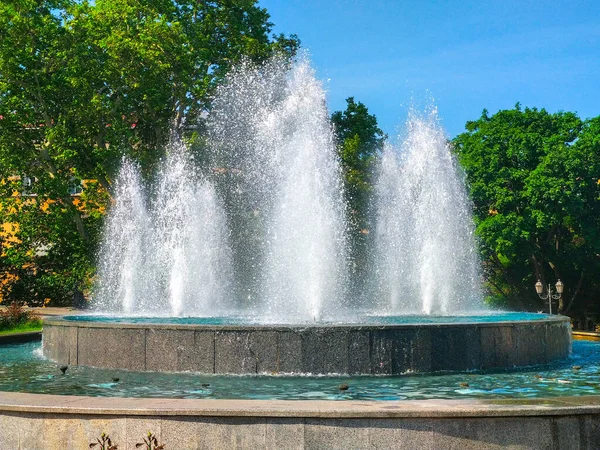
<box><xmin>1</xmin><ymin>393</ymin><xmax>600</xmax><ymax>449</ymax></box>
<box><xmin>2</xmin><ymin>392</ymin><xmax>600</xmax><ymax>418</ymax></box>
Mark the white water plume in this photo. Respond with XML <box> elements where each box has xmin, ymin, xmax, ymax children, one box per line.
<box><xmin>96</xmin><ymin>55</ymin><xmax>484</xmax><ymax>320</ymax></box>
<box><xmin>374</xmin><ymin>110</ymin><xmax>482</xmax><ymax>314</ymax></box>
<box><xmin>208</xmin><ymin>55</ymin><xmax>347</xmax><ymax>322</ymax></box>
<box><xmin>94</xmin><ymin>142</ymin><xmax>233</xmax><ymax>316</ymax></box>
<box><xmin>151</xmin><ymin>144</ymin><xmax>234</xmax><ymax>316</ymax></box>
<box><xmin>95</xmin><ymin>159</ymin><xmax>151</xmax><ymax>313</ymax></box>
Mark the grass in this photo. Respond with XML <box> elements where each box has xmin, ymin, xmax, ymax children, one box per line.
<box><xmin>0</xmin><ymin>319</ymin><xmax>42</xmax><ymax>335</ymax></box>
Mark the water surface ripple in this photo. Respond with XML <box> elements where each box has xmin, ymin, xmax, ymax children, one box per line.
<box><xmin>1</xmin><ymin>339</ymin><xmax>597</xmax><ymax>401</ymax></box>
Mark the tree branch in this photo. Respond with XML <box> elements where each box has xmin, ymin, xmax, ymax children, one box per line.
<box><xmin>564</xmin><ymin>270</ymin><xmax>585</xmax><ymax>314</ymax></box>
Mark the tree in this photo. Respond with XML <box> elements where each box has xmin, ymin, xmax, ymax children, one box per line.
<box><xmin>331</xmin><ymin>97</ymin><xmax>386</xmax><ymax>226</ymax></box>
<box><xmin>0</xmin><ymin>0</ymin><xmax>299</xmax><ymax>305</ymax></box>
<box><xmin>453</xmin><ymin>105</ymin><xmax>600</xmax><ymax>315</ymax></box>
<box><xmin>331</xmin><ymin>97</ymin><xmax>386</xmax><ymax>294</ymax></box>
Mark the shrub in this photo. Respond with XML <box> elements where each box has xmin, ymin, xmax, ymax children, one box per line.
<box><xmin>0</xmin><ymin>301</ymin><xmax>40</xmax><ymax>331</ymax></box>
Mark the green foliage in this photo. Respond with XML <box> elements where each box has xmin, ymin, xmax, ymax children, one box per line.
<box><xmin>0</xmin><ymin>320</ymin><xmax>42</xmax><ymax>335</ymax></box>
<box><xmin>136</xmin><ymin>432</ymin><xmax>165</xmax><ymax>450</ymax></box>
<box><xmin>453</xmin><ymin>105</ymin><xmax>600</xmax><ymax>314</ymax></box>
<box><xmin>331</xmin><ymin>98</ymin><xmax>386</xmax><ymax>293</ymax></box>
<box><xmin>332</xmin><ymin>97</ymin><xmax>386</xmax><ymax>212</ymax></box>
<box><xmin>0</xmin><ymin>301</ymin><xmax>41</xmax><ymax>332</ymax></box>
<box><xmin>0</xmin><ymin>0</ymin><xmax>298</xmax><ymax>305</ymax></box>
<box><xmin>331</xmin><ymin>97</ymin><xmax>385</xmax><ymax>226</ymax></box>
<box><xmin>89</xmin><ymin>432</ymin><xmax>118</xmax><ymax>450</ymax></box>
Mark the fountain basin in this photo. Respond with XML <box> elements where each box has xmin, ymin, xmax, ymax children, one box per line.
<box><xmin>43</xmin><ymin>313</ymin><xmax>571</xmax><ymax>374</ymax></box>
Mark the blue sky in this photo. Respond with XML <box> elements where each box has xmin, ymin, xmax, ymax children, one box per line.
<box><xmin>260</xmin><ymin>0</ymin><xmax>600</xmax><ymax>139</ymax></box>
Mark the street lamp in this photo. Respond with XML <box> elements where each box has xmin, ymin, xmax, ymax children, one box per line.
<box><xmin>535</xmin><ymin>279</ymin><xmax>564</xmax><ymax>314</ymax></box>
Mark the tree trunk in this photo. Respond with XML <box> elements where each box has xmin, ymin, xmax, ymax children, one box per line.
<box><xmin>564</xmin><ymin>271</ymin><xmax>585</xmax><ymax>315</ymax></box>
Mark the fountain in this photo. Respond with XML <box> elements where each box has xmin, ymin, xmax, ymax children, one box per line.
<box><xmin>1</xmin><ymin>55</ymin><xmax>587</xmax><ymax>450</ymax></box>
<box><xmin>42</xmin><ymin>56</ymin><xmax>570</xmax><ymax>376</ymax></box>
<box><xmin>374</xmin><ymin>110</ymin><xmax>482</xmax><ymax>314</ymax></box>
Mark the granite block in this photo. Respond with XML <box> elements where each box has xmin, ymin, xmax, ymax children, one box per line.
<box><xmin>162</xmin><ymin>416</ymin><xmax>266</xmax><ymax>450</ymax></box>
<box><xmin>477</xmin><ymin>416</ymin><xmax>553</xmax><ymax>449</ymax></box>
<box><xmin>348</xmin><ymin>330</ymin><xmax>371</xmax><ymax>374</ymax></box>
<box><xmin>546</xmin><ymin>323</ymin><xmax>570</xmax><ymax>363</ymax></box>
<box><xmin>125</xmin><ymin>416</ymin><xmax>163</xmax><ymax>450</ymax></box>
<box><xmin>193</xmin><ymin>331</ymin><xmax>216</xmax><ymax>373</ymax></box>
<box><xmin>431</xmin><ymin>328</ymin><xmax>449</xmax><ymax>372</ymax></box>
<box><xmin>0</xmin><ymin>412</ymin><xmax>22</xmax><ymax>450</ymax></box>
<box><xmin>42</xmin><ymin>325</ymin><xmax>77</xmax><ymax>365</ymax></box>
<box><xmin>410</xmin><ymin>328</ymin><xmax>433</xmax><ymax>372</ymax></box>
<box><xmin>432</xmin><ymin>418</ymin><xmax>486</xmax><ymax>450</ymax></box>
<box><xmin>480</xmin><ymin>326</ymin><xmax>496</xmax><ymax>369</ymax></box>
<box><xmin>77</xmin><ymin>327</ymin><xmax>146</xmax><ymax>371</ymax></box>
<box><xmin>144</xmin><ymin>329</ymin><xmax>214</xmax><ymax>373</ymax></box>
<box><xmin>371</xmin><ymin>330</ymin><xmax>393</xmax><ymax>374</ymax></box>
<box><xmin>67</xmin><ymin>326</ymin><xmax>78</xmax><ymax>365</ymax></box>
<box><xmin>41</xmin><ymin>324</ymin><xmax>60</xmax><ymax>362</ymax></box>
<box><xmin>214</xmin><ymin>331</ymin><xmax>255</xmax><ymax>374</ymax></box>
<box><xmin>266</xmin><ymin>418</ymin><xmax>305</xmax><ymax>450</ymax></box>
<box><xmin>17</xmin><ymin>412</ymin><xmax>126</xmax><ymax>450</ymax></box>
<box><xmin>320</xmin><ymin>330</ymin><xmax>349</xmax><ymax>374</ymax></box>
<box><xmin>390</xmin><ymin>329</ymin><xmax>414</xmax><ymax>374</ymax></box>
<box><xmin>157</xmin><ymin>417</ymin><xmax>202</xmax><ymax>450</ymax></box>
<box><xmin>560</xmin><ymin>322</ymin><xmax>573</xmax><ymax>357</ymax></box>
<box><xmin>304</xmin><ymin>418</ymin><xmax>370</xmax><ymax>450</ymax></box>
<box><xmin>432</xmin><ymin>417</ymin><xmax>553</xmax><ymax>450</ymax></box>
<box><xmin>278</xmin><ymin>330</ymin><xmax>302</xmax><ymax>373</ymax></box>
<box><xmin>249</xmin><ymin>331</ymin><xmax>279</xmax><ymax>374</ymax></box>
<box><xmin>301</xmin><ymin>329</ymin><xmax>325</xmax><ymax>374</ymax></box>
<box><xmin>553</xmin><ymin>416</ymin><xmax>582</xmax><ymax>450</ymax></box>
<box><xmin>145</xmin><ymin>329</ymin><xmax>197</xmax><ymax>372</ymax></box>
<box><xmin>581</xmin><ymin>414</ymin><xmax>600</xmax><ymax>450</ymax></box>
<box><xmin>368</xmin><ymin>419</ymin><xmax>434</xmax><ymax>449</ymax></box>
<box><xmin>515</xmin><ymin>324</ymin><xmax>546</xmax><ymax>367</ymax></box>
<box><xmin>431</xmin><ymin>327</ymin><xmax>481</xmax><ymax>372</ymax></box>
<box><xmin>462</xmin><ymin>326</ymin><xmax>482</xmax><ymax>370</ymax></box>
<box><xmin>481</xmin><ymin>326</ymin><xmax>516</xmax><ymax>369</ymax></box>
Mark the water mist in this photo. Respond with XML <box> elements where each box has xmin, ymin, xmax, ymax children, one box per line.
<box><xmin>207</xmin><ymin>55</ymin><xmax>348</xmax><ymax>322</ymax></box>
<box><xmin>374</xmin><ymin>110</ymin><xmax>482</xmax><ymax>314</ymax></box>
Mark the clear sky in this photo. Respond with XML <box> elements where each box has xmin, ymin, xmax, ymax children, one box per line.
<box><xmin>259</xmin><ymin>0</ymin><xmax>600</xmax><ymax>139</ymax></box>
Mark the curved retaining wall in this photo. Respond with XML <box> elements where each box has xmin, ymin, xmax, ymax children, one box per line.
<box><xmin>42</xmin><ymin>315</ymin><xmax>571</xmax><ymax>374</ymax></box>
<box><xmin>1</xmin><ymin>392</ymin><xmax>599</xmax><ymax>450</ymax></box>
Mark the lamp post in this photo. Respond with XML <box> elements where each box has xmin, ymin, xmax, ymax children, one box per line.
<box><xmin>535</xmin><ymin>279</ymin><xmax>564</xmax><ymax>314</ymax></box>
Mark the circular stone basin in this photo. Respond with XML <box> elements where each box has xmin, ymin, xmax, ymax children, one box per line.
<box><xmin>42</xmin><ymin>313</ymin><xmax>572</xmax><ymax>375</ymax></box>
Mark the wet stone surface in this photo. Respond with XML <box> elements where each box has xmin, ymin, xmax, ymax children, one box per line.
<box><xmin>42</xmin><ymin>315</ymin><xmax>571</xmax><ymax>375</ymax></box>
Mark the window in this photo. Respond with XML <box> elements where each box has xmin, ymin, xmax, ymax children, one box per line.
<box><xmin>68</xmin><ymin>179</ymin><xmax>83</xmax><ymax>195</ymax></box>
<box><xmin>21</xmin><ymin>175</ymin><xmax>35</xmax><ymax>196</ymax></box>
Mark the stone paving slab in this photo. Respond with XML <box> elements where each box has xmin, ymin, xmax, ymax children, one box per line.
<box><xmin>0</xmin><ymin>306</ymin><xmax>80</xmax><ymax>317</ymax></box>
<box><xmin>2</xmin><ymin>393</ymin><xmax>600</xmax><ymax>449</ymax></box>
<box><xmin>2</xmin><ymin>392</ymin><xmax>600</xmax><ymax>418</ymax></box>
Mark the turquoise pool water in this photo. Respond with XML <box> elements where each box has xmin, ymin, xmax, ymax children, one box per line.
<box><xmin>63</xmin><ymin>311</ymin><xmax>551</xmax><ymax>326</ymax></box>
<box><xmin>0</xmin><ymin>339</ymin><xmax>597</xmax><ymax>401</ymax></box>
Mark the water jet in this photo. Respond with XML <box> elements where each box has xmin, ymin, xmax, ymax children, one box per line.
<box><xmin>43</xmin><ymin>57</ymin><xmax>570</xmax><ymax>375</ymax></box>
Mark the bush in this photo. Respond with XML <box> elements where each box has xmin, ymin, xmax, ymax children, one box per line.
<box><xmin>0</xmin><ymin>301</ymin><xmax>40</xmax><ymax>331</ymax></box>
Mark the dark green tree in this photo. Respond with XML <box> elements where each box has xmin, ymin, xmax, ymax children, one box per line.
<box><xmin>331</xmin><ymin>97</ymin><xmax>386</xmax><ymax>295</ymax></box>
<box><xmin>453</xmin><ymin>105</ymin><xmax>600</xmax><ymax>316</ymax></box>
<box><xmin>331</xmin><ymin>97</ymin><xmax>386</xmax><ymax>227</ymax></box>
<box><xmin>0</xmin><ymin>0</ymin><xmax>299</xmax><ymax>305</ymax></box>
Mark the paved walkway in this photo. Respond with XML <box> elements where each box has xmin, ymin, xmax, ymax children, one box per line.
<box><xmin>0</xmin><ymin>306</ymin><xmax>79</xmax><ymax>318</ymax></box>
